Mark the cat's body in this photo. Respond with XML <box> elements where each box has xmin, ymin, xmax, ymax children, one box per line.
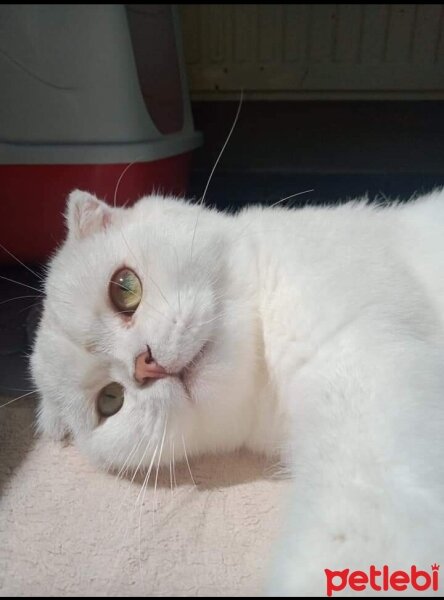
<box><xmin>31</xmin><ymin>189</ymin><xmax>444</xmax><ymax>596</ymax></box>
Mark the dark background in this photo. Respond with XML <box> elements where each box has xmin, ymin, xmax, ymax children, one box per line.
<box><xmin>189</xmin><ymin>100</ymin><xmax>444</xmax><ymax>210</ymax></box>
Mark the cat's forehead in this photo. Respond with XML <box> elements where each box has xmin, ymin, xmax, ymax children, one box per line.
<box><xmin>41</xmin><ymin>194</ymin><xmax>228</xmax><ymax>331</ymax></box>
<box><xmin>60</xmin><ymin>196</ymin><xmax>209</xmax><ymax>258</ymax></box>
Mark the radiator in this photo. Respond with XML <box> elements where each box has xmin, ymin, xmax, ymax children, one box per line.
<box><xmin>179</xmin><ymin>4</ymin><xmax>444</xmax><ymax>99</ymax></box>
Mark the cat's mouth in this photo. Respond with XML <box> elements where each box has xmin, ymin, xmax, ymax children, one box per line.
<box><xmin>178</xmin><ymin>341</ymin><xmax>209</xmax><ymax>397</ymax></box>
<box><xmin>136</xmin><ymin>342</ymin><xmax>209</xmax><ymax>399</ymax></box>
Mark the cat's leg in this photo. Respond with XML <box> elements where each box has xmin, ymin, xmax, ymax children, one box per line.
<box><xmin>267</xmin><ymin>333</ymin><xmax>444</xmax><ymax>597</ymax></box>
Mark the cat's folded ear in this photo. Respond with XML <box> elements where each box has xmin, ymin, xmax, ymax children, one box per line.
<box><xmin>65</xmin><ymin>189</ymin><xmax>114</xmax><ymax>240</ymax></box>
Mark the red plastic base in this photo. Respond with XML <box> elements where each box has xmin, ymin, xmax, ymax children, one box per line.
<box><xmin>0</xmin><ymin>152</ymin><xmax>192</xmax><ymax>264</ymax></box>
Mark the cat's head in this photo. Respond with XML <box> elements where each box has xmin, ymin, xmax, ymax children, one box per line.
<box><xmin>31</xmin><ymin>190</ymin><xmax>257</xmax><ymax>473</ymax></box>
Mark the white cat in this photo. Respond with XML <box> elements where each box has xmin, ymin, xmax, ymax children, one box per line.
<box><xmin>31</xmin><ymin>189</ymin><xmax>444</xmax><ymax>596</ymax></box>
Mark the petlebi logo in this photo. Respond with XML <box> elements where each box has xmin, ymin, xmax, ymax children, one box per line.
<box><xmin>325</xmin><ymin>564</ymin><xmax>440</xmax><ymax>596</ymax></box>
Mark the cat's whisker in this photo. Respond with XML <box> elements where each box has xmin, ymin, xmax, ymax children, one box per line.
<box><xmin>0</xmin><ymin>275</ymin><xmax>43</xmax><ymax>294</ymax></box>
<box><xmin>17</xmin><ymin>302</ymin><xmax>39</xmax><ymax>317</ymax></box>
<box><xmin>134</xmin><ymin>442</ymin><xmax>157</xmax><ymax>507</ymax></box>
<box><xmin>118</xmin><ymin>227</ymin><xmax>173</xmax><ymax>313</ymax></box>
<box><xmin>168</xmin><ymin>441</ymin><xmax>174</xmax><ymax>497</ymax></box>
<box><xmin>113</xmin><ymin>159</ymin><xmax>142</xmax><ymax>208</ymax></box>
<box><xmin>98</xmin><ymin>440</ymin><xmax>142</xmax><ymax>536</ymax></box>
<box><xmin>181</xmin><ymin>434</ymin><xmax>196</xmax><ymax>488</ymax></box>
<box><xmin>120</xmin><ymin>231</ymin><xmax>171</xmax><ymax>308</ymax></box>
<box><xmin>145</xmin><ymin>272</ymin><xmax>172</xmax><ymax>312</ymax></box>
<box><xmin>0</xmin><ymin>242</ymin><xmax>45</xmax><ymax>281</ymax></box>
<box><xmin>107</xmin><ymin>285</ymin><xmax>170</xmax><ymax>321</ymax></box>
<box><xmin>114</xmin><ymin>225</ymin><xmax>172</xmax><ymax>316</ymax></box>
<box><xmin>172</xmin><ymin>439</ymin><xmax>177</xmax><ymax>492</ymax></box>
<box><xmin>1</xmin><ymin>386</ymin><xmax>37</xmax><ymax>393</ymax></box>
<box><xmin>195</xmin><ymin>303</ymin><xmax>241</xmax><ymax>328</ymax></box>
<box><xmin>136</xmin><ymin>444</ymin><xmax>158</xmax><ymax>512</ymax></box>
<box><xmin>110</xmin><ymin>436</ymin><xmax>152</xmax><ymax>530</ymax></box>
<box><xmin>104</xmin><ymin>437</ymin><xmax>140</xmax><ymax>478</ymax></box>
<box><xmin>190</xmin><ymin>89</ymin><xmax>244</xmax><ymax>262</ymax></box>
<box><xmin>269</xmin><ymin>188</ymin><xmax>315</xmax><ymax>209</ymax></box>
<box><xmin>109</xmin><ymin>439</ymin><xmax>152</xmax><ymax>563</ymax></box>
<box><xmin>105</xmin><ymin>437</ymin><xmax>151</xmax><ymax>596</ymax></box>
<box><xmin>199</xmin><ymin>89</ymin><xmax>244</xmax><ymax>208</ymax></box>
<box><xmin>137</xmin><ymin>442</ymin><xmax>159</xmax><ymax>592</ymax></box>
<box><xmin>153</xmin><ymin>417</ymin><xmax>168</xmax><ymax>517</ymax></box>
<box><xmin>0</xmin><ymin>294</ymin><xmax>41</xmax><ymax>306</ymax></box>
<box><xmin>115</xmin><ymin>228</ymin><xmax>144</xmax><ymax>277</ymax></box>
<box><xmin>197</xmin><ymin>312</ymin><xmax>232</xmax><ymax>327</ymax></box>
<box><xmin>0</xmin><ymin>389</ymin><xmax>36</xmax><ymax>409</ymax></box>
<box><xmin>114</xmin><ymin>438</ymin><xmax>144</xmax><ymax>483</ymax></box>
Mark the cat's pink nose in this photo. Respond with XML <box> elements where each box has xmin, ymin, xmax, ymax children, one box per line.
<box><xmin>134</xmin><ymin>347</ymin><xmax>167</xmax><ymax>384</ymax></box>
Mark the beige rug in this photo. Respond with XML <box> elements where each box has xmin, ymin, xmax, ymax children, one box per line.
<box><xmin>0</xmin><ymin>396</ymin><xmax>290</xmax><ymax>596</ymax></box>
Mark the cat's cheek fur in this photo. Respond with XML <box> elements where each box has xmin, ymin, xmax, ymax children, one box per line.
<box><xmin>30</xmin><ymin>317</ymin><xmax>104</xmax><ymax>442</ymax></box>
<box><xmin>31</xmin><ymin>330</ymin><xmax>69</xmax><ymax>441</ymax></box>
<box><xmin>74</xmin><ymin>380</ymin><xmax>190</xmax><ymax>471</ymax></box>
<box><xmin>35</xmin><ymin>395</ymin><xmax>69</xmax><ymax>442</ymax></box>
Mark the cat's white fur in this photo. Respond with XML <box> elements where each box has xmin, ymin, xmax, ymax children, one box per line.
<box><xmin>31</xmin><ymin>189</ymin><xmax>444</xmax><ymax>596</ymax></box>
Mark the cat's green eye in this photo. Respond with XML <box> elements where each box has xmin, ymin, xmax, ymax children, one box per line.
<box><xmin>109</xmin><ymin>268</ymin><xmax>142</xmax><ymax>313</ymax></box>
<box><xmin>97</xmin><ymin>382</ymin><xmax>124</xmax><ymax>417</ymax></box>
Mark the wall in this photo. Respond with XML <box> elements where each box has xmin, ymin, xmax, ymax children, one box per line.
<box><xmin>180</xmin><ymin>4</ymin><xmax>444</xmax><ymax>100</ymax></box>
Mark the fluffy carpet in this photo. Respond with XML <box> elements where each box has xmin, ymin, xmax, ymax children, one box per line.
<box><xmin>0</xmin><ymin>396</ymin><xmax>289</xmax><ymax>596</ymax></box>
